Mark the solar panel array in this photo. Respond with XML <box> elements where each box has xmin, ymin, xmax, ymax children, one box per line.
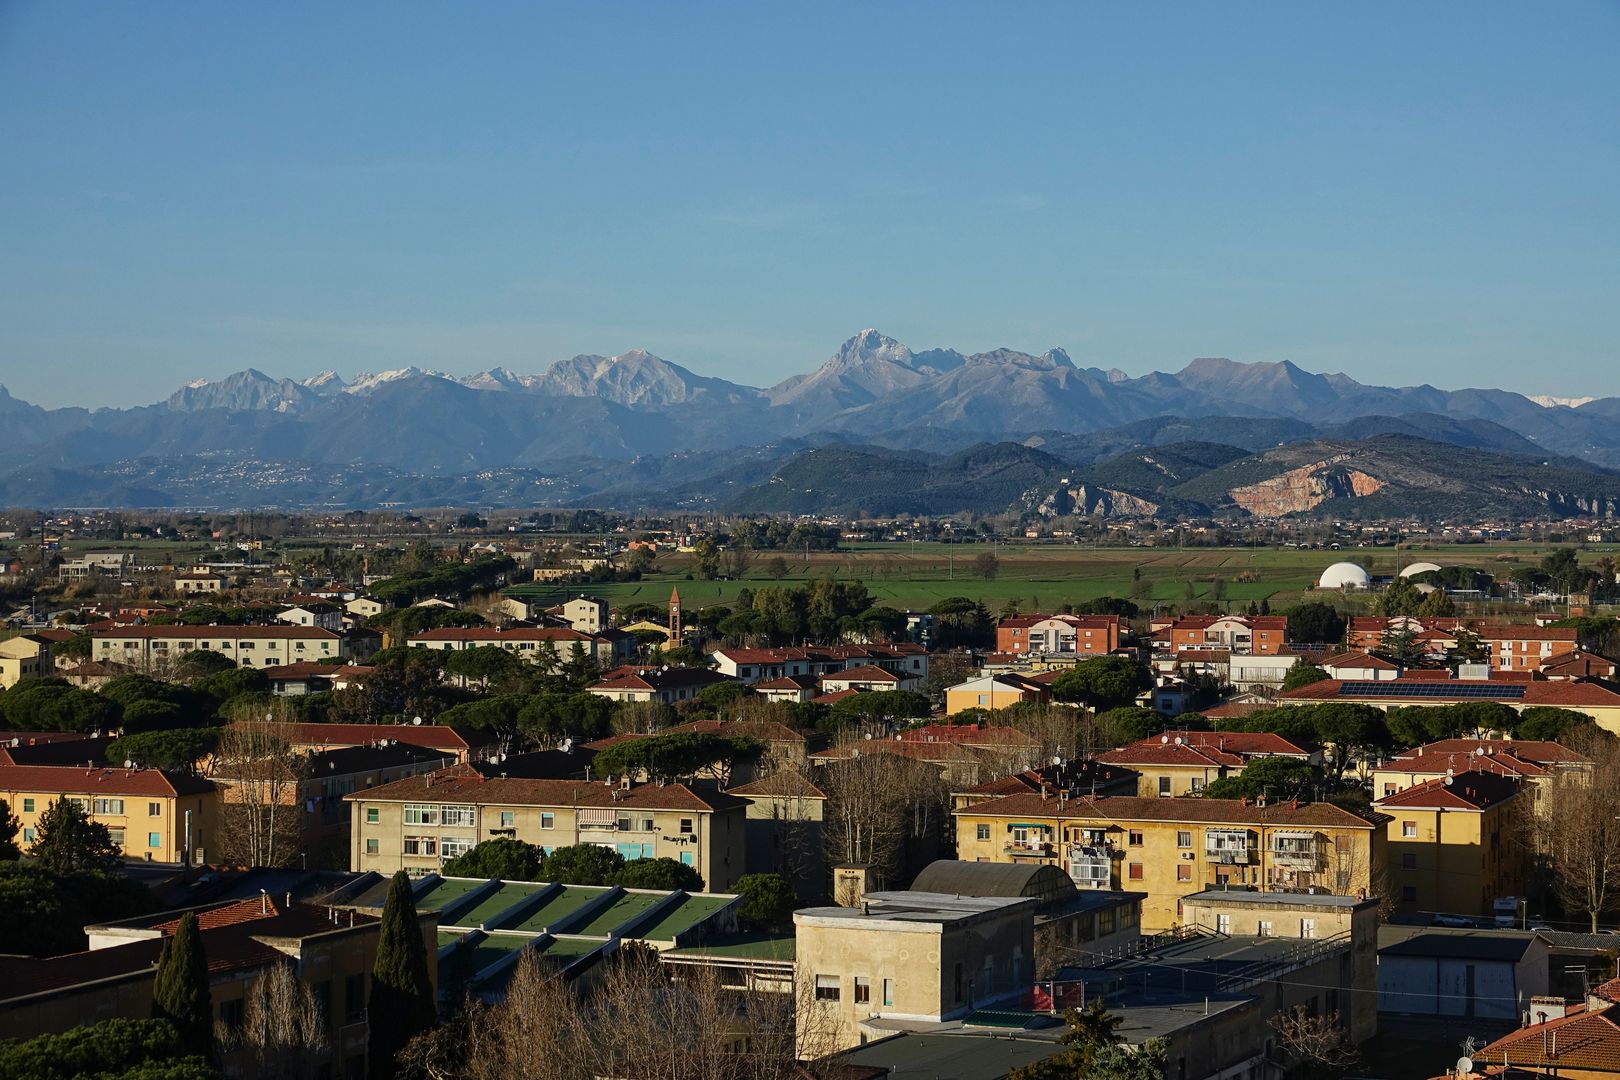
<box><xmin>1338</xmin><ymin>680</ymin><xmax>1525</xmax><ymax>700</ymax></box>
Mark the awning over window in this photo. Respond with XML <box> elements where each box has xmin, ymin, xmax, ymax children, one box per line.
<box><xmin>578</xmin><ymin>808</ymin><xmax>615</xmax><ymax>826</ymax></box>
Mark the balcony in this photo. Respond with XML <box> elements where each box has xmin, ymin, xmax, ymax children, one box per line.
<box><xmin>1068</xmin><ymin>856</ymin><xmax>1113</xmax><ymax>888</ymax></box>
<box><xmin>1205</xmin><ymin>847</ymin><xmax>1251</xmax><ymax>864</ymax></box>
<box><xmin>1004</xmin><ymin>841</ymin><xmax>1054</xmax><ymax>857</ymax></box>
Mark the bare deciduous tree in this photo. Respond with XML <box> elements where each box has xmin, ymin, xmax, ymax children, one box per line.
<box><xmin>1542</xmin><ymin>740</ymin><xmax>1620</xmax><ymax>932</ymax></box>
<box><xmin>1268</xmin><ymin>1006</ymin><xmax>1359</xmax><ymax>1076</ymax></box>
<box><xmin>217</xmin><ymin>961</ymin><xmax>330</xmax><ymax>1080</ymax></box>
<box><xmin>404</xmin><ymin>944</ymin><xmax>839</xmax><ymax>1080</ymax></box>
<box><xmin>211</xmin><ymin>719</ymin><xmax>308</xmax><ymax>868</ymax></box>
<box><xmin>821</xmin><ymin>750</ymin><xmax>951</xmax><ymax>890</ymax></box>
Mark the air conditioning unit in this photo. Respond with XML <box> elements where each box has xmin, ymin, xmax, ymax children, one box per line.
<box><xmin>1181</xmin><ymin>851</ymin><xmax>1195</xmax><ymax>860</ymax></box>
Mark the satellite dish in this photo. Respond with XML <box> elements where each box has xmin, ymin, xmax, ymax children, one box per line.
<box><xmin>1174</xmin><ymin>736</ymin><xmax>1184</xmax><ymax>746</ymax></box>
<box><xmin>1474</xmin><ymin>747</ymin><xmax>1486</xmax><ymax>757</ymax></box>
<box><xmin>1052</xmin><ymin>755</ymin><xmax>1064</xmax><ymax>767</ymax></box>
<box><xmin>863</xmin><ymin>732</ymin><xmax>873</xmax><ymax>740</ymax></box>
<box><xmin>412</xmin><ymin>716</ymin><xmax>423</xmax><ymax>726</ymax></box>
<box><xmin>1161</xmin><ymin>735</ymin><xmax>1170</xmax><ymax>744</ymax></box>
<box><xmin>1457</xmin><ymin>1056</ymin><xmax>1473</xmax><ymax>1076</ymax></box>
<box><xmin>1444</xmin><ymin>776</ymin><xmax>1454</xmax><ymax>786</ymax></box>
<box><xmin>123</xmin><ymin>759</ymin><xmax>135</xmax><ymax>769</ymax></box>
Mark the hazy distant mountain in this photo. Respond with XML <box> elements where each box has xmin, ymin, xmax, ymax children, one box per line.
<box><xmin>4</xmin><ymin>327</ymin><xmax>1620</xmax><ymax>510</ymax></box>
<box><xmin>767</xmin><ymin>329</ymin><xmax>966</xmax><ymax>420</ymax></box>
<box><xmin>167</xmin><ymin>369</ymin><xmax>317</xmax><ymax>413</ymax></box>
<box><xmin>533</xmin><ymin>349</ymin><xmax>761</xmax><ymax>408</ymax></box>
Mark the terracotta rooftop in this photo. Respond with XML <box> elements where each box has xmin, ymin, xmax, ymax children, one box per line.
<box><xmin>90</xmin><ymin>624</ymin><xmax>340</xmax><ymax>640</ymax></box>
<box><xmin>1478</xmin><ymin>1001</ymin><xmax>1620</xmax><ymax>1072</ymax></box>
<box><xmin>1391</xmin><ymin>739</ymin><xmax>1588</xmax><ymax>766</ymax></box>
<box><xmin>1095</xmin><ymin>742</ymin><xmax>1246</xmax><ymax>769</ymax></box>
<box><xmin>728</xmin><ymin>769</ymin><xmax>828</xmax><ymax>799</ymax></box>
<box><xmin>955</xmin><ymin>791</ymin><xmax>1387</xmax><ymax>829</ymax></box>
<box><xmin>0</xmin><ymin>764</ymin><xmax>213</xmax><ymax>798</ymax></box>
<box><xmin>822</xmin><ymin>665</ymin><xmax>905</xmax><ymax>683</ymax></box>
<box><xmin>1372</xmin><ymin>770</ymin><xmax>1521</xmax><ymax>811</ymax></box>
<box><xmin>275</xmin><ymin>721</ymin><xmax>494</xmax><ymax>752</ymax></box>
<box><xmin>346</xmin><ymin>766</ymin><xmax>746</xmax><ymax>812</ymax></box>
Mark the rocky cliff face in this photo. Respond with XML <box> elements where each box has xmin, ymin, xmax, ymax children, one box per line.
<box><xmin>1036</xmin><ymin>483</ymin><xmax>1160</xmax><ymax>518</ymax></box>
<box><xmin>1227</xmin><ymin>456</ymin><xmax>1384</xmax><ymax>515</ymax></box>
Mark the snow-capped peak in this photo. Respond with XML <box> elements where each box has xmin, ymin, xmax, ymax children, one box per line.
<box><xmin>303</xmin><ymin>370</ymin><xmax>346</xmax><ymax>393</ymax></box>
<box><xmin>459</xmin><ymin>366</ymin><xmax>541</xmax><ymax>392</ymax></box>
<box><xmin>1528</xmin><ymin>394</ymin><xmax>1595</xmax><ymax>409</ymax></box>
<box><xmin>344</xmin><ymin>367</ymin><xmax>449</xmax><ymax>394</ymax></box>
<box><xmin>185</xmin><ymin>377</ymin><xmax>211</xmax><ymax>389</ymax></box>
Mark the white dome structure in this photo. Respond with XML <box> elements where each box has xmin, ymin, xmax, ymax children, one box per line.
<box><xmin>1399</xmin><ymin>561</ymin><xmax>1443</xmax><ymax>579</ymax></box>
<box><xmin>1318</xmin><ymin>561</ymin><xmax>1371</xmax><ymax>590</ymax></box>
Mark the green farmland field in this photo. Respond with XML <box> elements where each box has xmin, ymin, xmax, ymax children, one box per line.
<box><xmin>507</xmin><ymin>541</ymin><xmax>1582</xmax><ymax>616</ymax></box>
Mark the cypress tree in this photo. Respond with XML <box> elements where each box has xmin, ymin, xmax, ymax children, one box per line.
<box><xmin>151</xmin><ymin>910</ymin><xmax>214</xmax><ymax>1060</ymax></box>
<box><xmin>367</xmin><ymin>871</ymin><xmax>435</xmax><ymax>1079</ymax></box>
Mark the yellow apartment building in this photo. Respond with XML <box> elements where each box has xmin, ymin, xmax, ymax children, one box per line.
<box><xmin>1372</xmin><ymin>769</ymin><xmax>1527</xmax><ymax>918</ymax></box>
<box><xmin>0</xmin><ymin>634</ymin><xmax>53</xmax><ymax>689</ymax></box>
<box><xmin>346</xmin><ymin>766</ymin><xmax>748</xmax><ymax>891</ymax></box>
<box><xmin>1095</xmin><ymin>730</ymin><xmax>1316</xmax><ymax>799</ymax></box>
<box><xmin>943</xmin><ymin>674</ymin><xmax>1051</xmax><ymax>717</ymax></box>
<box><xmin>0</xmin><ymin>764</ymin><xmax>217</xmax><ymax>864</ymax></box>
<box><xmin>953</xmin><ymin>792</ymin><xmax>1389</xmax><ymax>931</ymax></box>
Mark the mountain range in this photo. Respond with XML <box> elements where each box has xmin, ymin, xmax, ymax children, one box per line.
<box><xmin>4</xmin><ymin>329</ymin><xmax>1619</xmax><ymax>517</ymax></box>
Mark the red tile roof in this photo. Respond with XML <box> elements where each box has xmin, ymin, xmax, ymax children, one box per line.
<box><xmin>91</xmin><ymin>624</ymin><xmax>340</xmax><ymax>640</ymax></box>
<box><xmin>1391</xmin><ymin>739</ymin><xmax>1588</xmax><ymax>766</ymax></box>
<box><xmin>1095</xmin><ymin>742</ymin><xmax>1245</xmax><ymax>769</ymax></box>
<box><xmin>411</xmin><ymin>626</ymin><xmax>593</xmax><ymax>642</ymax></box>
<box><xmin>1372</xmin><ymin>770</ymin><xmax>1521</xmax><ymax>810</ymax></box>
<box><xmin>897</xmin><ymin>723</ymin><xmax>1041</xmax><ymax>749</ymax></box>
<box><xmin>346</xmin><ymin>767</ymin><xmax>745</xmax><ymax>812</ymax></box>
<box><xmin>0</xmin><ymin>764</ymin><xmax>213</xmax><ymax>798</ymax></box>
<box><xmin>822</xmin><ymin>665</ymin><xmax>904</xmax><ymax>684</ymax></box>
<box><xmin>955</xmin><ymin>791</ymin><xmax>1386</xmax><ymax>829</ymax></box>
<box><xmin>1478</xmin><ymin>1002</ymin><xmax>1620</xmax><ymax>1072</ymax></box>
<box><xmin>728</xmin><ymin>770</ymin><xmax>828</xmax><ymax>799</ymax></box>
<box><xmin>278</xmin><ymin>722</ymin><xmax>493</xmax><ymax>752</ymax></box>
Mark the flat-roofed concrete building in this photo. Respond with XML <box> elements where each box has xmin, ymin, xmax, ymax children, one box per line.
<box><xmin>795</xmin><ymin>891</ymin><xmax>1037</xmax><ymax>1052</ymax></box>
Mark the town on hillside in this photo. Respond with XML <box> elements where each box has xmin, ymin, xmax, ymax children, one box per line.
<box><xmin>2</xmin><ymin>513</ymin><xmax>1620</xmax><ymax>1079</ymax></box>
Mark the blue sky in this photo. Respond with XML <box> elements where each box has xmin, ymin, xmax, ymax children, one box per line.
<box><xmin>1</xmin><ymin>2</ymin><xmax>1615</xmax><ymax>408</ymax></box>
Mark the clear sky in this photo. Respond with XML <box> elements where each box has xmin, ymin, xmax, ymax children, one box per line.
<box><xmin>1</xmin><ymin>2</ymin><xmax>1615</xmax><ymax>408</ymax></box>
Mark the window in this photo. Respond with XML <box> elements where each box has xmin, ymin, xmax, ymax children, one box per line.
<box><xmin>148</xmin><ymin>832</ymin><xmax>162</xmax><ymax>848</ymax></box>
<box><xmin>976</xmin><ymin>824</ymin><xmax>990</xmax><ymax>841</ymax></box>
<box><xmin>1158</xmin><ymin>776</ymin><xmax>1172</xmax><ymax>796</ymax></box>
<box><xmin>1401</xmin><ymin>853</ymin><xmax>1417</xmax><ymax>870</ymax></box>
<box><xmin>680</xmin><ymin>818</ymin><xmax>694</xmax><ymax>834</ymax></box>
<box><xmin>617</xmin><ymin>814</ymin><xmax>633</xmax><ymax>832</ymax></box>
<box><xmin>1177</xmin><ymin>831</ymin><xmax>1192</xmax><ymax>848</ymax></box>
<box><xmin>1402</xmin><ymin>820</ymin><xmax>1417</xmax><ymax>838</ymax></box>
<box><xmin>1129</xmin><ymin>830</ymin><xmax>1143</xmax><ymax>846</ymax></box>
<box><xmin>854</xmin><ymin>977</ymin><xmax>871</xmax><ymax>1004</ymax></box>
<box><xmin>953</xmin><ymin>963</ymin><xmax>963</xmax><ymax>1002</ymax></box>
<box><xmin>218</xmin><ymin>998</ymin><xmax>244</xmax><ymax>1033</ymax></box>
<box><xmin>1190</xmin><ymin>777</ymin><xmax>1205</xmax><ymax>792</ymax></box>
<box><xmin>815</xmin><ymin>975</ymin><xmax>840</xmax><ymax>1001</ymax></box>
<box><xmin>541</xmin><ymin>812</ymin><xmax>555</xmax><ymax>829</ymax></box>
<box><xmin>366</xmin><ymin>807</ymin><xmax>380</xmax><ymax>825</ymax></box>
<box><xmin>1216</xmin><ymin>914</ymin><xmax>1231</xmax><ymax>935</ymax></box>
<box><xmin>882</xmin><ymin>979</ymin><xmax>894</xmax><ymax>1007</ymax></box>
<box><xmin>21</xmin><ymin>798</ymin><xmax>33</xmax><ymax>813</ymax></box>
<box><xmin>108</xmin><ymin>828</ymin><xmax>125</xmax><ymax>849</ymax></box>
<box><xmin>1299</xmin><ymin>918</ymin><xmax>1316</xmax><ymax>939</ymax></box>
<box><xmin>441</xmin><ymin>837</ymin><xmax>475</xmax><ymax>859</ymax></box>
<box><xmin>500</xmin><ymin>811</ymin><xmax>514</xmax><ymax>828</ymax></box>
<box><xmin>1383</xmin><ymin>784</ymin><xmax>1397</xmax><ymax>797</ymax></box>
<box><xmin>440</xmin><ymin>805</ymin><xmax>477</xmax><ymax>828</ymax></box>
<box><xmin>403</xmin><ymin>837</ymin><xmax>438</xmax><ymax>856</ymax></box>
<box><xmin>1128</xmin><ymin>862</ymin><xmax>1143</xmax><ymax>880</ymax></box>
<box><xmin>1257</xmin><ymin>920</ymin><xmax>1273</xmax><ymax>937</ymax></box>
<box><xmin>149</xmin><ymin>802</ymin><xmax>161</xmax><ymax>816</ymax></box>
<box><xmin>680</xmin><ymin>851</ymin><xmax>695</xmax><ymax>866</ymax></box>
<box><xmin>365</xmin><ymin>839</ymin><xmax>379</xmax><ymax>855</ymax></box>
<box><xmin>1177</xmin><ymin>864</ymin><xmax>1192</xmax><ymax>882</ymax></box>
<box><xmin>1402</xmin><ymin>885</ymin><xmax>1418</xmax><ymax>902</ymax></box>
<box><xmin>22</xmin><ymin>828</ymin><xmax>36</xmax><ymax>843</ymax></box>
<box><xmin>345</xmin><ymin>973</ymin><xmax>366</xmax><ymax>1023</ymax></box>
<box><xmin>404</xmin><ymin>804</ymin><xmax>440</xmax><ymax>826</ymax></box>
